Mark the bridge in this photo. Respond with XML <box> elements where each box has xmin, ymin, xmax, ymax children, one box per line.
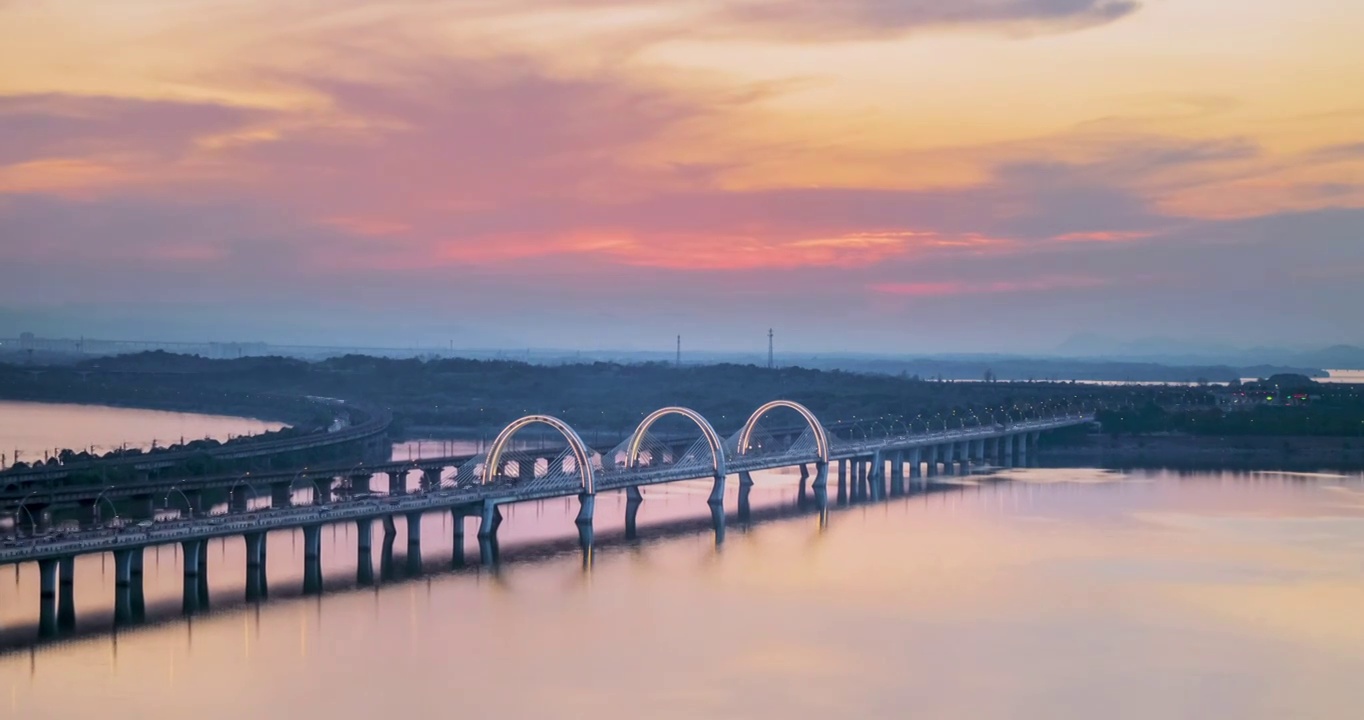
<box><xmin>0</xmin><ymin>400</ymin><xmax>1091</xmax><ymax>633</ymax></box>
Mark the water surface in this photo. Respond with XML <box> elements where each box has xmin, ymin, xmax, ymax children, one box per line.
<box><xmin>0</xmin><ymin>400</ymin><xmax>285</xmax><ymax>469</ymax></box>
<box><xmin>4</xmin><ymin>467</ymin><xmax>1364</xmax><ymax>719</ymax></box>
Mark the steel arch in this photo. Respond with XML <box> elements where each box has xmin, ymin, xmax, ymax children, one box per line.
<box><xmin>624</xmin><ymin>407</ymin><xmax>727</xmax><ymax>478</ymax></box>
<box><xmin>737</xmin><ymin>400</ymin><xmax>830</xmax><ymax>463</ymax></box>
<box><xmin>483</xmin><ymin>415</ymin><xmax>595</xmax><ymax>494</ymax></box>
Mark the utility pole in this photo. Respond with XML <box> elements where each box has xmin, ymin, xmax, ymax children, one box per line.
<box><xmin>768</xmin><ymin>328</ymin><xmax>774</xmax><ymax>370</ymax></box>
<box><xmin>676</xmin><ymin>335</ymin><xmax>681</xmax><ymax>368</ymax></box>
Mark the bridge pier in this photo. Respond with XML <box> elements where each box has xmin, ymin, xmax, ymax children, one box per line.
<box><xmin>303</xmin><ymin>525</ymin><xmax>323</xmax><ymax>594</ymax></box>
<box><xmin>181</xmin><ymin>539</ymin><xmax>202</xmax><ymax>613</ymax></box>
<box><xmin>710</xmin><ymin>501</ymin><xmax>726</xmax><ymax>547</ymax></box>
<box><xmin>130</xmin><ymin>548</ymin><xmax>146</xmax><ymax>622</ymax></box>
<box><xmin>626</xmin><ymin>485</ymin><xmax>644</xmax><ymax>503</ymax></box>
<box><xmin>56</xmin><ymin>555</ymin><xmax>76</xmax><ymax>631</ymax></box>
<box><xmin>575</xmin><ymin>493</ymin><xmax>595</xmax><ymax>527</ymax></box>
<box><xmin>836</xmin><ymin>459</ymin><xmax>848</xmax><ymax>504</ymax></box>
<box><xmin>451</xmin><ymin>511</ymin><xmax>466</xmax><ymax>568</ymax></box>
<box><xmin>406</xmin><ymin>511</ymin><xmax>423</xmax><ymax>575</ymax></box>
<box><xmin>908</xmin><ymin>448</ymin><xmax>922</xmax><ymax>484</ymax></box>
<box><xmin>957</xmin><ymin>441</ymin><xmax>970</xmax><ymax>474</ymax></box>
<box><xmin>813</xmin><ymin>461</ymin><xmax>828</xmax><ymax>491</ymax></box>
<box><xmin>355</xmin><ymin>519</ymin><xmax>374</xmax><ymax>585</ymax></box>
<box><xmin>870</xmin><ymin>452</ymin><xmax>886</xmax><ymax>500</ymax></box>
<box><xmin>38</xmin><ymin>558</ymin><xmax>58</xmax><ymax>637</ymax></box>
<box><xmin>625</xmin><ymin>494</ymin><xmax>641</xmax><ymax>540</ymax></box>
<box><xmin>271</xmin><ymin>481</ymin><xmax>293</xmax><ymax>508</ymax></box>
<box><xmin>578</xmin><ymin>523</ymin><xmax>594</xmax><ymax>573</ymax></box>
<box><xmin>1000</xmin><ymin>435</ymin><xmax>1015</xmax><ymax>466</ymax></box>
<box><xmin>478</xmin><ymin>534</ymin><xmax>500</xmax><ymax>566</ymax></box>
<box><xmin>708</xmin><ymin>473</ymin><xmax>725</xmax><ymax>505</ymax></box>
<box><xmin>890</xmin><ymin>451</ymin><xmax>905</xmax><ymax>495</ymax></box>
<box><xmin>421</xmin><ymin>468</ymin><xmax>442</xmax><ymax>491</ymax></box>
<box><xmin>245</xmin><ymin>531</ymin><xmax>267</xmax><ymax>600</ymax></box>
<box><xmin>942</xmin><ymin>443</ymin><xmax>956</xmax><ymax>476</ymax></box>
<box><xmin>797</xmin><ymin>464</ymin><xmax>810</xmax><ymax>504</ymax></box>
<box><xmin>113</xmin><ymin>548</ymin><xmax>134</xmax><ymax>625</ymax></box>
<box><xmin>739</xmin><ymin>471</ymin><xmax>755</xmax><ymax>487</ymax></box>
<box><xmin>737</xmin><ymin>482</ymin><xmax>752</xmax><ymax>523</ymax></box>
<box><xmin>478</xmin><ymin>501</ymin><xmax>503</xmax><ymax>539</ymax></box>
<box><xmin>926</xmin><ymin>445</ymin><xmax>939</xmax><ymax>478</ymax></box>
<box><xmin>387</xmin><ymin>471</ymin><xmax>406</xmax><ymax>496</ymax></box>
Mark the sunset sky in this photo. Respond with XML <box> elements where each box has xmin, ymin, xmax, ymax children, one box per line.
<box><xmin>1</xmin><ymin>0</ymin><xmax>1361</xmax><ymax>353</ymax></box>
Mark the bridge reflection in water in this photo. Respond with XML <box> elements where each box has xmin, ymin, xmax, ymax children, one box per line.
<box><xmin>0</xmin><ymin>400</ymin><xmax>1087</xmax><ymax>645</ymax></box>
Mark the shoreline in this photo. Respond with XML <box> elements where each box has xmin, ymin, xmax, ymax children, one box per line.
<box><xmin>1043</xmin><ymin>434</ymin><xmax>1364</xmax><ymax>471</ymax></box>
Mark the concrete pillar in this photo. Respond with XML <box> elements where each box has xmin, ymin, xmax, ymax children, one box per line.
<box><xmin>422</xmin><ymin>468</ymin><xmax>442</xmax><ymax>491</ymax></box>
<box><xmin>870</xmin><ymin>451</ymin><xmax>886</xmax><ymax>500</ymax></box>
<box><xmin>575</xmin><ymin>493</ymin><xmax>595</xmax><ymax>526</ymax></box>
<box><xmin>626</xmin><ymin>485</ymin><xmax>644</xmax><ymax>502</ymax></box>
<box><xmin>245</xmin><ymin>531</ymin><xmax>267</xmax><ymax>600</ymax></box>
<box><xmin>38</xmin><ymin>558</ymin><xmax>59</xmax><ymax>637</ymax></box>
<box><xmin>130</xmin><ymin>548</ymin><xmax>147</xmax><ymax>622</ymax></box>
<box><xmin>738</xmin><ymin>482</ymin><xmax>753</xmax><ymax>523</ymax></box>
<box><xmin>909</xmin><ymin>448</ymin><xmax>922</xmax><ymax>480</ymax></box>
<box><xmin>388</xmin><ymin>471</ymin><xmax>406</xmax><ymax>496</ymax></box>
<box><xmin>451</xmin><ymin>511</ymin><xmax>466</xmax><ymax>568</ymax></box>
<box><xmin>59</xmin><ymin>555</ymin><xmax>74</xmax><ymax>587</ymax></box>
<box><xmin>837</xmin><ymin>459</ymin><xmax>848</xmax><ymax>504</ymax></box>
<box><xmin>356</xmin><ymin>518</ymin><xmax>375</xmax><ymax>584</ymax></box>
<box><xmin>271</xmin><ymin>481</ymin><xmax>293</xmax><ymax>508</ymax></box>
<box><xmin>578</xmin><ymin>523</ymin><xmax>594</xmax><ymax>573</ymax></box>
<box><xmin>739</xmin><ymin>471</ymin><xmax>755</xmax><ymax>487</ymax></box>
<box><xmin>942</xmin><ymin>443</ymin><xmax>956</xmax><ymax>475</ymax></box>
<box><xmin>708</xmin><ymin>473</ymin><xmax>725</xmax><ymax>505</ymax></box>
<box><xmin>406</xmin><ymin>511</ymin><xmax>423</xmax><ymax>550</ymax></box>
<box><xmin>625</xmin><ymin>494</ymin><xmax>642</xmax><ymax>540</ymax></box>
<box><xmin>405</xmin><ymin>512</ymin><xmax>424</xmax><ymax>576</ymax></box>
<box><xmin>926</xmin><ymin>445</ymin><xmax>939</xmax><ymax>477</ymax></box>
<box><xmin>303</xmin><ymin>525</ymin><xmax>323</xmax><ymax>594</ymax></box>
<box><xmin>181</xmin><ymin>539</ymin><xmax>202</xmax><ymax>613</ymax></box>
<box><xmin>710</xmin><ymin>501</ymin><xmax>726</xmax><ymax>547</ymax></box>
<box><xmin>813</xmin><ymin>461</ymin><xmax>829</xmax><ymax>490</ymax></box>
<box><xmin>112</xmin><ymin>548</ymin><xmax>133</xmax><ymax>624</ymax></box>
<box><xmin>478</xmin><ymin>501</ymin><xmax>502</xmax><ymax>538</ymax></box>
<box><xmin>890</xmin><ymin>451</ymin><xmax>905</xmax><ymax>495</ymax></box>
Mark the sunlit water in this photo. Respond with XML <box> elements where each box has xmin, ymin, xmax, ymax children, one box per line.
<box><xmin>4</xmin><ymin>405</ymin><xmax>1364</xmax><ymax>718</ymax></box>
<box><xmin>0</xmin><ymin>400</ymin><xmax>285</xmax><ymax>469</ymax></box>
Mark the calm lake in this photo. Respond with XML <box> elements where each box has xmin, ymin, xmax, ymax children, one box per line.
<box><xmin>3</xmin><ymin>404</ymin><xmax>1364</xmax><ymax>719</ymax></box>
<box><xmin>0</xmin><ymin>400</ymin><xmax>285</xmax><ymax>469</ymax></box>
